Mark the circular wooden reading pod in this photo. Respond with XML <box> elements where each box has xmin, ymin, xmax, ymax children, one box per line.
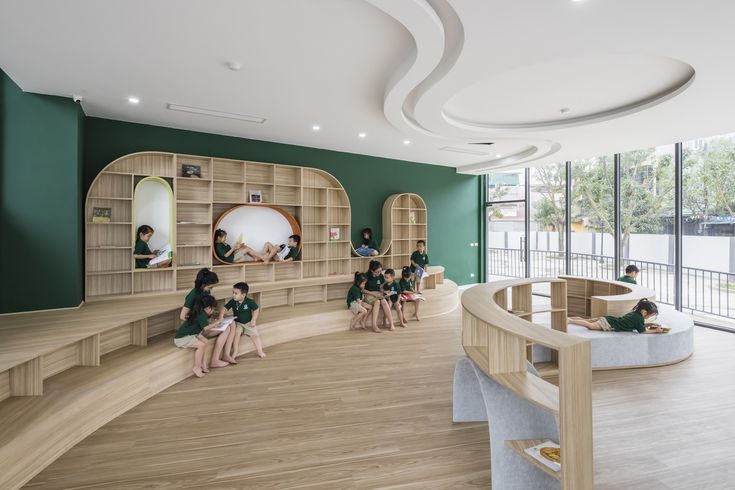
<box><xmin>211</xmin><ymin>204</ymin><xmax>302</xmax><ymax>265</ymax></box>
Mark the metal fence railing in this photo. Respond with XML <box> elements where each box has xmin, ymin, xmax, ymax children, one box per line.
<box><xmin>487</xmin><ymin>247</ymin><xmax>735</xmax><ymax>320</ymax></box>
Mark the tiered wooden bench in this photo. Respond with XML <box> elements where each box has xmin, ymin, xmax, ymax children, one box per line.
<box><xmin>0</xmin><ymin>276</ymin><xmax>459</xmax><ymax>490</ymax></box>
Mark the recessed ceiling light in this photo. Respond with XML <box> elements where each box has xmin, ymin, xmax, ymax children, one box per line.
<box><xmin>496</xmin><ymin>154</ymin><xmax>503</xmax><ymax>158</ymax></box>
<box><xmin>358</xmin><ymin>132</ymin><xmax>367</xmax><ymax>138</ymax></box>
<box><xmin>128</xmin><ymin>96</ymin><xmax>140</xmax><ymax>104</ymax></box>
<box><xmin>226</xmin><ymin>61</ymin><xmax>242</xmax><ymax>71</ymax></box>
<box><xmin>312</xmin><ymin>125</ymin><xmax>320</xmax><ymax>131</ymax></box>
<box><xmin>403</xmin><ymin>139</ymin><xmax>411</xmax><ymax>145</ymax></box>
<box><xmin>560</xmin><ymin>107</ymin><xmax>571</xmax><ymax>115</ymax></box>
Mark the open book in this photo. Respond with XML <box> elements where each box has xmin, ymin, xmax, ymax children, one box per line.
<box><xmin>149</xmin><ymin>244</ymin><xmax>172</xmax><ymax>266</ymax></box>
<box><xmin>414</xmin><ymin>265</ymin><xmax>426</xmax><ymax>281</ymax></box>
<box><xmin>524</xmin><ymin>440</ymin><xmax>561</xmax><ymax>472</ymax></box>
<box><xmin>211</xmin><ymin>316</ymin><xmax>236</xmax><ymax>332</ymax></box>
<box><xmin>401</xmin><ymin>292</ymin><xmax>425</xmax><ymax>302</ymax></box>
<box><xmin>276</xmin><ymin>245</ymin><xmax>291</xmax><ymax>260</ymax></box>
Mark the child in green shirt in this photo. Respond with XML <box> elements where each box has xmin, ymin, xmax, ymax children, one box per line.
<box><xmin>382</xmin><ymin>269</ymin><xmax>408</xmax><ymax>328</ymax></box>
<box><xmin>616</xmin><ymin>264</ymin><xmax>640</xmax><ymax>284</ymax></box>
<box><xmin>410</xmin><ymin>240</ymin><xmax>430</xmax><ymax>293</ymax></box>
<box><xmin>347</xmin><ymin>272</ymin><xmax>371</xmax><ymax>330</ymax></box>
<box><xmin>180</xmin><ymin>268</ymin><xmax>219</xmax><ymax>320</ymax></box>
<box><xmin>133</xmin><ymin>225</ymin><xmax>171</xmax><ymax>269</ymax></box>
<box><xmin>399</xmin><ymin>266</ymin><xmax>421</xmax><ymax>321</ymax></box>
<box><xmin>261</xmin><ymin>234</ymin><xmax>301</xmax><ymax>263</ymax></box>
<box><xmin>217</xmin><ymin>282</ymin><xmax>266</xmax><ymax>359</ymax></box>
<box><xmin>356</xmin><ymin>228</ymin><xmax>380</xmax><ymax>257</ymax></box>
<box><xmin>363</xmin><ymin>260</ymin><xmax>394</xmax><ymax>332</ymax></box>
<box><xmin>174</xmin><ymin>295</ymin><xmax>230</xmax><ymax>378</ymax></box>
<box><xmin>213</xmin><ymin>229</ymin><xmax>266</xmax><ymax>263</ymax></box>
<box><xmin>569</xmin><ymin>298</ymin><xmax>665</xmax><ymax>334</ymax></box>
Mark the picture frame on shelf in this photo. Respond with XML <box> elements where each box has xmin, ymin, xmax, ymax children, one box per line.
<box><xmin>92</xmin><ymin>207</ymin><xmax>112</xmax><ymax>223</ymax></box>
<box><xmin>249</xmin><ymin>190</ymin><xmax>262</xmax><ymax>203</ymax></box>
<box><xmin>329</xmin><ymin>227</ymin><xmax>340</xmax><ymax>241</ymax></box>
<box><xmin>409</xmin><ymin>211</ymin><xmax>416</xmax><ymax>224</ymax></box>
<box><xmin>181</xmin><ymin>164</ymin><xmax>202</xmax><ymax>178</ymax></box>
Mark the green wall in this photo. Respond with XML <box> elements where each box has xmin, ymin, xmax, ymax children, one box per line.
<box><xmin>85</xmin><ymin>117</ymin><xmax>481</xmax><ymax>286</ymax></box>
<box><xmin>0</xmin><ymin>71</ymin><xmax>84</xmax><ymax>313</ymax></box>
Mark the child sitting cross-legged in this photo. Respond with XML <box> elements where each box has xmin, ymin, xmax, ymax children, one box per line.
<box><xmin>569</xmin><ymin>298</ymin><xmax>666</xmax><ymax>334</ymax></box>
<box><xmin>347</xmin><ymin>272</ymin><xmax>372</xmax><ymax>330</ymax></box>
<box><xmin>218</xmin><ymin>282</ymin><xmax>266</xmax><ymax>359</ymax></box>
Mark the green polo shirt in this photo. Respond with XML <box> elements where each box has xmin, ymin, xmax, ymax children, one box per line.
<box><xmin>183</xmin><ymin>288</ymin><xmax>203</xmax><ymax>309</ymax></box>
<box><xmin>399</xmin><ymin>278</ymin><xmax>414</xmax><ymax>292</ymax></box>
<box><xmin>215</xmin><ymin>242</ymin><xmax>234</xmax><ymax>263</ymax></box>
<box><xmin>410</xmin><ymin>251</ymin><xmax>429</xmax><ymax>271</ymax></box>
<box><xmin>365</xmin><ymin>273</ymin><xmax>385</xmax><ymax>292</ymax></box>
<box><xmin>175</xmin><ymin>311</ymin><xmax>209</xmax><ymax>338</ymax></box>
<box><xmin>347</xmin><ymin>285</ymin><xmax>362</xmax><ymax>306</ymax></box>
<box><xmin>134</xmin><ymin>239</ymin><xmax>152</xmax><ymax>269</ymax></box>
<box><xmin>604</xmin><ymin>311</ymin><xmax>646</xmax><ymax>333</ymax></box>
<box><xmin>225</xmin><ymin>298</ymin><xmax>258</xmax><ymax>324</ymax></box>
<box><xmin>616</xmin><ymin>275</ymin><xmax>637</xmax><ymax>284</ymax></box>
<box><xmin>382</xmin><ymin>280</ymin><xmax>401</xmax><ymax>303</ymax></box>
<box><xmin>287</xmin><ymin>247</ymin><xmax>298</xmax><ymax>260</ymax></box>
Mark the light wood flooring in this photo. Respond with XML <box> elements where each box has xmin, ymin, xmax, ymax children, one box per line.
<box><xmin>26</xmin><ymin>307</ymin><xmax>735</xmax><ymax>489</ymax></box>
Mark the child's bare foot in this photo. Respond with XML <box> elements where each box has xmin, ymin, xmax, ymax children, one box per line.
<box><xmin>211</xmin><ymin>360</ymin><xmax>230</xmax><ymax>368</ymax></box>
<box><xmin>389</xmin><ymin>326</ymin><xmax>396</xmax><ymax>331</ymax></box>
<box><xmin>414</xmin><ymin>314</ymin><xmax>421</xmax><ymax>321</ymax></box>
<box><xmin>372</xmin><ymin>327</ymin><xmax>382</xmax><ymax>333</ymax></box>
<box><xmin>223</xmin><ymin>356</ymin><xmax>238</xmax><ymax>364</ymax></box>
<box><xmin>192</xmin><ymin>367</ymin><xmax>205</xmax><ymax>378</ymax></box>
<box><xmin>400</xmin><ymin>322</ymin><xmax>408</xmax><ymax>328</ymax></box>
<box><xmin>201</xmin><ymin>365</ymin><xmax>210</xmax><ymax>373</ymax></box>
<box><xmin>360</xmin><ymin>323</ymin><xmax>367</xmax><ymax>329</ymax></box>
<box><xmin>257</xmin><ymin>351</ymin><xmax>267</xmax><ymax>359</ymax></box>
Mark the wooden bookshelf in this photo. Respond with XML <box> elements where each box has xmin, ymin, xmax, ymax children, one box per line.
<box><xmin>462</xmin><ymin>278</ymin><xmax>592</xmax><ymax>490</ymax></box>
<box><xmin>85</xmin><ymin>152</ymin><xmax>431</xmax><ymax>301</ymax></box>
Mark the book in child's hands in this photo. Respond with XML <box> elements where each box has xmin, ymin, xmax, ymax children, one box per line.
<box><xmin>211</xmin><ymin>316</ymin><xmax>236</xmax><ymax>332</ymax></box>
<box><xmin>149</xmin><ymin>244</ymin><xmax>172</xmax><ymax>266</ymax></box>
<box><xmin>401</xmin><ymin>292</ymin><xmax>425</xmax><ymax>302</ymax></box>
<box><xmin>276</xmin><ymin>245</ymin><xmax>291</xmax><ymax>260</ymax></box>
<box><xmin>414</xmin><ymin>265</ymin><xmax>426</xmax><ymax>281</ymax></box>
<box><xmin>524</xmin><ymin>440</ymin><xmax>561</xmax><ymax>472</ymax></box>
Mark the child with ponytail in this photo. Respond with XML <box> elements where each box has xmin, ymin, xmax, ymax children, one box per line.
<box><xmin>569</xmin><ymin>298</ymin><xmax>665</xmax><ymax>333</ymax></box>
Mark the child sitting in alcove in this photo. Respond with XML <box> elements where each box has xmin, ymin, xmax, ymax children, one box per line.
<box><xmin>133</xmin><ymin>225</ymin><xmax>171</xmax><ymax>269</ymax></box>
<box><xmin>214</xmin><ymin>229</ymin><xmax>266</xmax><ymax>263</ymax></box>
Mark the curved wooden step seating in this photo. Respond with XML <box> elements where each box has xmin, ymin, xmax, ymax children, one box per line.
<box><xmin>0</xmin><ymin>278</ymin><xmax>458</xmax><ymax>490</ymax></box>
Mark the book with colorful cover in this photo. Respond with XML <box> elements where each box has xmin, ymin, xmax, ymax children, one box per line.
<box><xmin>401</xmin><ymin>292</ymin><xmax>425</xmax><ymax>302</ymax></box>
<box><xmin>414</xmin><ymin>265</ymin><xmax>426</xmax><ymax>281</ymax></box>
<box><xmin>149</xmin><ymin>244</ymin><xmax>172</xmax><ymax>266</ymax></box>
<box><xmin>524</xmin><ymin>440</ymin><xmax>561</xmax><ymax>472</ymax></box>
<box><xmin>329</xmin><ymin>227</ymin><xmax>340</xmax><ymax>241</ymax></box>
<box><xmin>211</xmin><ymin>316</ymin><xmax>236</xmax><ymax>332</ymax></box>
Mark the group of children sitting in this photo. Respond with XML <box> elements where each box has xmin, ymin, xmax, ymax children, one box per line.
<box><xmin>346</xmin><ymin>239</ymin><xmax>430</xmax><ymax>333</ymax></box>
<box><xmin>174</xmin><ymin>268</ymin><xmax>265</xmax><ymax>378</ymax></box>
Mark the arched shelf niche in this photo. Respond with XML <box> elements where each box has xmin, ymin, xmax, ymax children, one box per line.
<box><xmin>212</xmin><ymin>204</ymin><xmax>302</xmax><ymax>265</ymax></box>
<box><xmin>351</xmin><ymin>193</ymin><xmax>427</xmax><ymax>267</ymax></box>
<box><xmin>133</xmin><ymin>176</ymin><xmax>175</xmax><ymax>260</ymax></box>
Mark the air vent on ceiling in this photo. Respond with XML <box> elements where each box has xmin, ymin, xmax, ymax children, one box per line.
<box><xmin>468</xmin><ymin>142</ymin><xmax>495</xmax><ymax>146</ymax></box>
<box><xmin>440</xmin><ymin>146</ymin><xmax>490</xmax><ymax>156</ymax></box>
<box><xmin>167</xmin><ymin>103</ymin><xmax>266</xmax><ymax>123</ymax></box>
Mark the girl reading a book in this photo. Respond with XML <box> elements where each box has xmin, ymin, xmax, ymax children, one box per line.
<box><xmin>133</xmin><ymin>225</ymin><xmax>171</xmax><ymax>269</ymax></box>
<box><xmin>180</xmin><ymin>268</ymin><xmax>219</xmax><ymax>321</ymax></box>
<box><xmin>569</xmin><ymin>298</ymin><xmax>666</xmax><ymax>333</ymax></box>
<box><xmin>363</xmin><ymin>260</ymin><xmax>394</xmax><ymax>332</ymax></box>
<box><xmin>356</xmin><ymin>228</ymin><xmax>379</xmax><ymax>257</ymax></box>
<box><xmin>213</xmin><ymin>229</ymin><xmax>266</xmax><ymax>263</ymax></box>
<box><xmin>174</xmin><ymin>295</ymin><xmax>228</xmax><ymax>377</ymax></box>
<box><xmin>399</xmin><ymin>266</ymin><xmax>421</xmax><ymax>321</ymax></box>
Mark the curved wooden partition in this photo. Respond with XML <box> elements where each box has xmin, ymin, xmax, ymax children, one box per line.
<box><xmin>461</xmin><ymin>278</ymin><xmax>593</xmax><ymax>489</ymax></box>
<box><xmin>560</xmin><ymin>275</ymin><xmax>657</xmax><ymax>318</ymax></box>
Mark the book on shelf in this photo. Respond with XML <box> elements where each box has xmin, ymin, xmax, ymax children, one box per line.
<box><xmin>92</xmin><ymin>207</ymin><xmax>112</xmax><ymax>223</ymax></box>
<box><xmin>401</xmin><ymin>292</ymin><xmax>425</xmax><ymax>302</ymax></box>
<box><xmin>149</xmin><ymin>244</ymin><xmax>172</xmax><ymax>266</ymax></box>
<box><xmin>181</xmin><ymin>164</ymin><xmax>201</xmax><ymax>178</ymax></box>
<box><xmin>409</xmin><ymin>211</ymin><xmax>416</xmax><ymax>224</ymax></box>
<box><xmin>211</xmin><ymin>316</ymin><xmax>236</xmax><ymax>332</ymax></box>
<box><xmin>524</xmin><ymin>440</ymin><xmax>561</xmax><ymax>472</ymax></box>
<box><xmin>329</xmin><ymin>227</ymin><xmax>340</xmax><ymax>241</ymax></box>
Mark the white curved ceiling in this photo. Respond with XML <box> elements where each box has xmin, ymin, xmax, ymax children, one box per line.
<box><xmin>2</xmin><ymin>0</ymin><xmax>735</xmax><ymax>173</ymax></box>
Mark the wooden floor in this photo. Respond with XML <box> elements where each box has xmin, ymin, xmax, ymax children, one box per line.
<box><xmin>26</xmin><ymin>307</ymin><xmax>735</xmax><ymax>490</ymax></box>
